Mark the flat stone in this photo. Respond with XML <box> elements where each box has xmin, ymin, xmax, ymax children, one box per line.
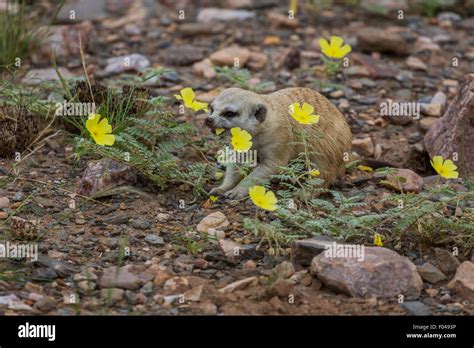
<box><xmin>402</xmin><ymin>301</ymin><xmax>432</xmax><ymax>316</ymax></box>
<box><xmin>218</xmin><ymin>276</ymin><xmax>258</xmax><ymax>294</ymax></box>
<box><xmin>417</xmin><ymin>262</ymin><xmax>447</xmax><ymax>284</ymax></box>
<box><xmin>197</xmin><ymin>7</ymin><xmax>255</xmax><ymax>22</ymax></box>
<box><xmin>406</xmin><ymin>56</ymin><xmax>428</xmax><ymax>71</ymax></box>
<box><xmin>197</xmin><ymin>211</ymin><xmax>229</xmax><ymax>233</ymax></box>
<box><xmin>104</xmin><ymin>53</ymin><xmax>150</xmax><ymax>75</ymax></box>
<box><xmin>291</xmin><ymin>235</ymin><xmax>336</xmax><ymax>266</ymax></box>
<box><xmin>22</xmin><ymin>68</ymin><xmax>73</xmax><ymax>85</ymax></box>
<box><xmin>209</xmin><ymin>46</ymin><xmax>250</xmax><ymax>67</ymax></box>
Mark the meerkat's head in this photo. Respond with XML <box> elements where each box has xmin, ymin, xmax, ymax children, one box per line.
<box><xmin>205</xmin><ymin>88</ymin><xmax>267</xmax><ymax>136</ymax></box>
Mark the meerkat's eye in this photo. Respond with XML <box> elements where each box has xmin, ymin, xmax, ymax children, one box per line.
<box><xmin>209</xmin><ymin>105</ymin><xmax>214</xmax><ymax>113</ymax></box>
<box><xmin>222</xmin><ymin>110</ymin><xmax>237</xmax><ymax>118</ymax></box>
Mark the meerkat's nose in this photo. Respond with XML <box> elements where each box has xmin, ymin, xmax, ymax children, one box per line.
<box><xmin>205</xmin><ymin>117</ymin><xmax>215</xmax><ymax>128</ymax></box>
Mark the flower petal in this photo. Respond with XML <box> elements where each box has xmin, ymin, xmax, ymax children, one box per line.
<box><xmin>191</xmin><ymin>101</ymin><xmax>209</xmax><ymax>112</ymax></box>
<box><xmin>442</xmin><ymin>159</ymin><xmax>458</xmax><ymax>172</ymax></box>
<box><xmin>442</xmin><ymin>170</ymin><xmax>459</xmax><ymax>179</ymax></box>
<box><xmin>319</xmin><ymin>38</ymin><xmax>330</xmax><ymax>52</ymax></box>
<box><xmin>180</xmin><ymin>87</ymin><xmax>195</xmax><ymax>104</ymax></box>
<box><xmin>430</xmin><ymin>156</ymin><xmax>444</xmax><ymax>173</ymax></box>
<box><xmin>86</xmin><ymin>114</ymin><xmax>100</xmax><ymax>131</ymax></box>
<box><xmin>337</xmin><ymin>44</ymin><xmax>352</xmax><ymax>58</ymax></box>
<box><xmin>301</xmin><ymin>103</ymin><xmax>315</xmax><ymax>115</ymax></box>
<box><xmin>330</xmin><ymin>35</ymin><xmax>344</xmax><ymax>48</ymax></box>
<box><xmin>97</xmin><ymin>117</ymin><xmax>112</xmax><ymax>134</ymax></box>
<box><xmin>96</xmin><ymin>134</ymin><xmax>116</xmax><ymax>146</ymax></box>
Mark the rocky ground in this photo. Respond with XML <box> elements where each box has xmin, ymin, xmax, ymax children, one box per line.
<box><xmin>0</xmin><ymin>0</ymin><xmax>473</xmax><ymax>315</ymax></box>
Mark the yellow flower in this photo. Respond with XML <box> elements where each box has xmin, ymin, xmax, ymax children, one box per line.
<box><xmin>215</xmin><ymin>128</ymin><xmax>225</xmax><ymax>135</ymax></box>
<box><xmin>357</xmin><ymin>165</ymin><xmax>373</xmax><ymax>172</ymax></box>
<box><xmin>86</xmin><ymin>114</ymin><xmax>115</xmax><ymax>146</ymax></box>
<box><xmin>374</xmin><ymin>233</ymin><xmax>383</xmax><ymax>247</ymax></box>
<box><xmin>209</xmin><ymin>195</ymin><xmax>218</xmax><ymax>202</ymax></box>
<box><xmin>308</xmin><ymin>169</ymin><xmax>320</xmax><ymax>177</ymax></box>
<box><xmin>430</xmin><ymin>156</ymin><xmax>459</xmax><ymax>179</ymax></box>
<box><xmin>249</xmin><ymin>186</ymin><xmax>278</xmax><ymax>211</ymax></box>
<box><xmin>174</xmin><ymin>87</ymin><xmax>208</xmax><ymax>112</ymax></box>
<box><xmin>289</xmin><ymin>102</ymin><xmax>320</xmax><ymax>125</ymax></box>
<box><xmin>230</xmin><ymin>127</ymin><xmax>252</xmax><ymax>152</ymax></box>
<box><xmin>319</xmin><ymin>35</ymin><xmax>352</xmax><ymax>59</ymax></box>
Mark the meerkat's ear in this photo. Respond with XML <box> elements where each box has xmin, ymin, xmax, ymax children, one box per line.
<box><xmin>252</xmin><ymin>104</ymin><xmax>267</xmax><ymax>123</ymax></box>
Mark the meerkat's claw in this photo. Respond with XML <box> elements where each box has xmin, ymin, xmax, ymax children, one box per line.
<box><xmin>223</xmin><ymin>186</ymin><xmax>248</xmax><ymax>200</ymax></box>
<box><xmin>209</xmin><ymin>187</ymin><xmax>225</xmax><ymax>196</ymax></box>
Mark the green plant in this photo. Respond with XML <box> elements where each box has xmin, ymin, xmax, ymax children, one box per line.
<box><xmin>215</xmin><ymin>66</ymin><xmax>273</xmax><ymax>92</ymax></box>
<box><xmin>0</xmin><ymin>0</ymin><xmax>61</xmax><ymax>68</ymax></box>
<box><xmin>243</xmin><ymin>140</ymin><xmax>474</xmax><ymax>254</ymax></box>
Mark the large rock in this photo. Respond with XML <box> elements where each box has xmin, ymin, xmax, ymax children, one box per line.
<box><xmin>424</xmin><ymin>74</ymin><xmax>474</xmax><ymax>177</ymax></box>
<box><xmin>357</xmin><ymin>27</ymin><xmax>413</xmax><ymax>55</ymax></box>
<box><xmin>447</xmin><ymin>261</ymin><xmax>474</xmax><ymax>301</ymax></box>
<box><xmin>78</xmin><ymin>158</ymin><xmax>137</xmax><ymax>197</ymax></box>
<box><xmin>310</xmin><ymin>247</ymin><xmax>423</xmax><ymax>298</ymax></box>
<box><xmin>209</xmin><ymin>46</ymin><xmax>250</xmax><ymax>67</ymax></box>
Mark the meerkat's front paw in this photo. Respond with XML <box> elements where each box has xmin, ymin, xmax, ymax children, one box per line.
<box><xmin>223</xmin><ymin>186</ymin><xmax>248</xmax><ymax>200</ymax></box>
<box><xmin>209</xmin><ymin>186</ymin><xmax>226</xmax><ymax>196</ymax></box>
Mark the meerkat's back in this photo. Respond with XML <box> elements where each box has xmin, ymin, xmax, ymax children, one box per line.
<box><xmin>261</xmin><ymin>87</ymin><xmax>352</xmax><ymax>184</ymax></box>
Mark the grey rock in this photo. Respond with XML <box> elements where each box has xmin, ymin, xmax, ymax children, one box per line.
<box><xmin>104</xmin><ymin>53</ymin><xmax>150</xmax><ymax>75</ymax></box>
<box><xmin>417</xmin><ymin>262</ymin><xmax>447</xmax><ymax>284</ymax></box>
<box><xmin>402</xmin><ymin>301</ymin><xmax>432</xmax><ymax>316</ymax></box>
<box><xmin>434</xmin><ymin>248</ymin><xmax>460</xmax><ymax>275</ymax></box>
<box><xmin>22</xmin><ymin>68</ymin><xmax>73</xmax><ymax>85</ymax></box>
<box><xmin>131</xmin><ymin>218</ymin><xmax>151</xmax><ymax>230</ymax></box>
<box><xmin>144</xmin><ymin>234</ymin><xmax>164</xmax><ymax>245</ymax></box>
<box><xmin>102</xmin><ymin>213</ymin><xmax>130</xmax><ymax>225</ymax></box>
<box><xmin>291</xmin><ymin>235</ymin><xmax>336</xmax><ymax>266</ymax></box>
<box><xmin>197</xmin><ymin>7</ymin><xmax>255</xmax><ymax>22</ymax></box>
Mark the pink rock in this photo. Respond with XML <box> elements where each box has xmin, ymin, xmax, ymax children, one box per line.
<box><xmin>78</xmin><ymin>158</ymin><xmax>137</xmax><ymax>197</ymax></box>
<box><xmin>310</xmin><ymin>246</ymin><xmax>423</xmax><ymax>298</ymax></box>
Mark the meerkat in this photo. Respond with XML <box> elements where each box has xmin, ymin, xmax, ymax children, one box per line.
<box><xmin>205</xmin><ymin>87</ymin><xmax>352</xmax><ymax>199</ymax></box>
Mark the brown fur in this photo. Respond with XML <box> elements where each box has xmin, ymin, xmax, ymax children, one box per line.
<box><xmin>207</xmin><ymin>87</ymin><xmax>352</xmax><ymax>199</ymax></box>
